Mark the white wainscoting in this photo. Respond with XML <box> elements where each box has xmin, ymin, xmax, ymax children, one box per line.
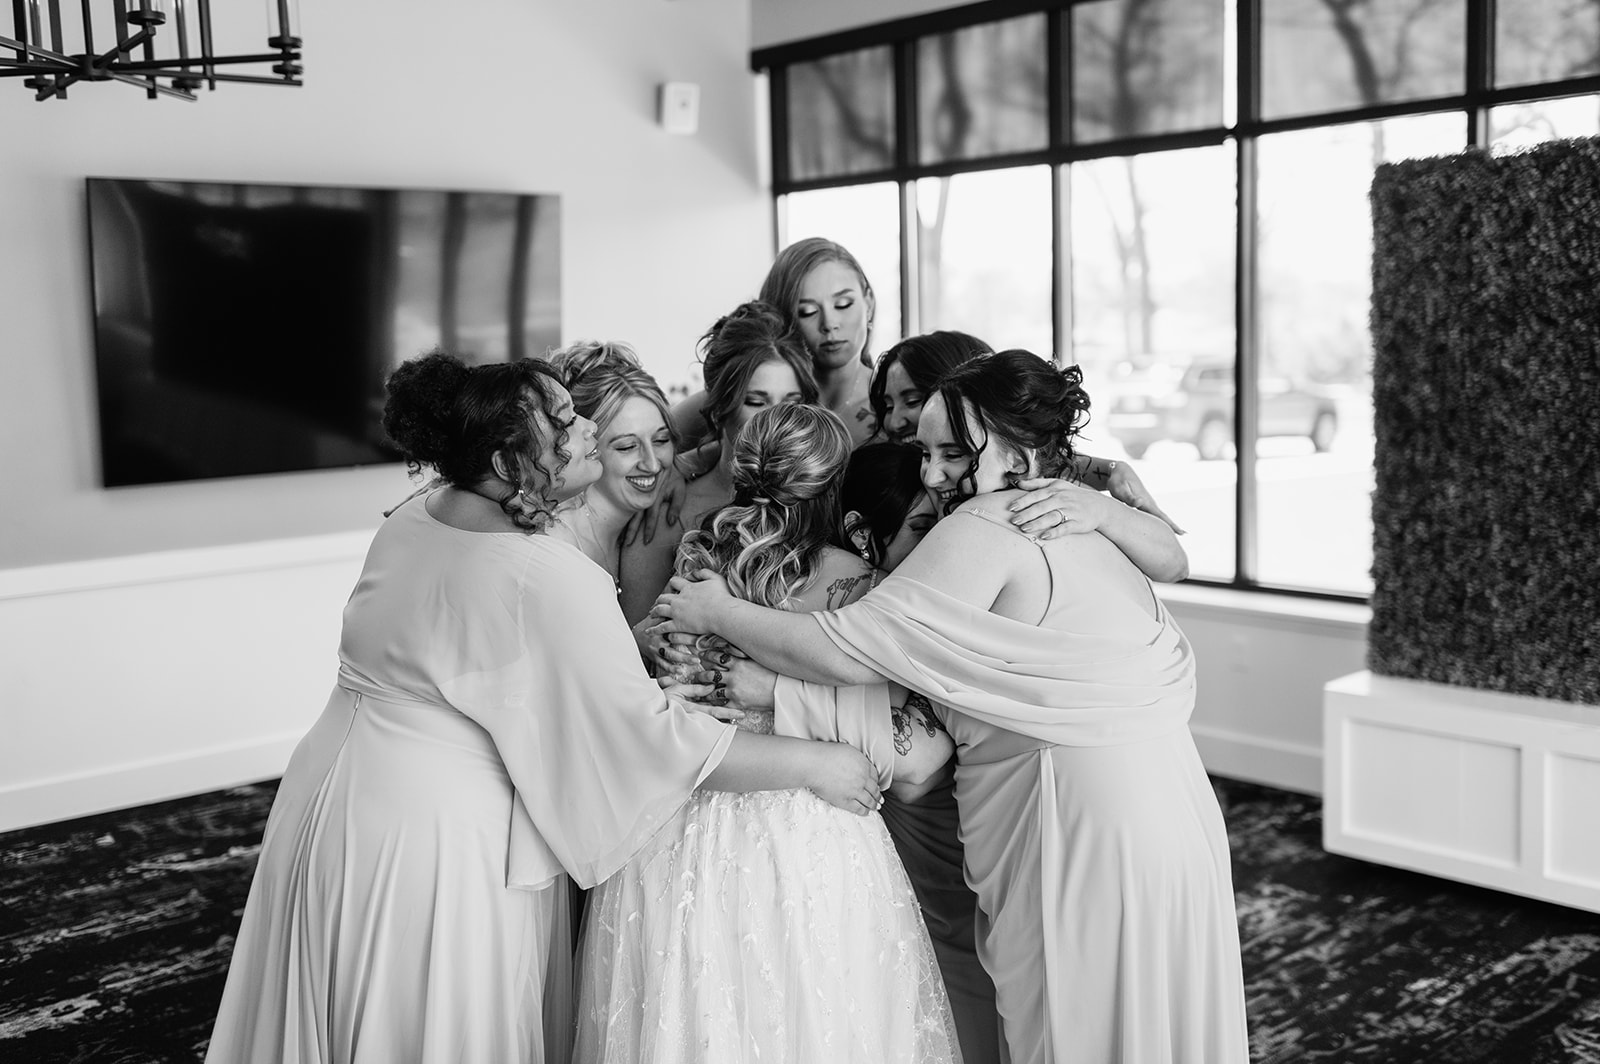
<box><xmin>1160</xmin><ymin>584</ymin><xmax>1370</xmax><ymax>796</ymax></box>
<box><xmin>1324</xmin><ymin>671</ymin><xmax>1600</xmax><ymax>914</ymax></box>
<box><xmin>0</xmin><ymin>532</ymin><xmax>374</xmax><ymax>833</ymax></box>
<box><xmin>0</xmin><ymin>550</ymin><xmax>1365</xmax><ymax>834</ymax></box>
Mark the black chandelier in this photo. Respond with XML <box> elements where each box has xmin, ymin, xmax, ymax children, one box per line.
<box><xmin>2</xmin><ymin>0</ymin><xmax>301</xmax><ymax>101</ymax></box>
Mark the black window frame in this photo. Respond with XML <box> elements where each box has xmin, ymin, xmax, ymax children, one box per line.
<box><xmin>754</xmin><ymin>0</ymin><xmax>1600</xmax><ymax>605</ymax></box>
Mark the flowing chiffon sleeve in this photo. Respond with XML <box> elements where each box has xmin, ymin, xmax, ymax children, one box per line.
<box><xmin>440</xmin><ymin>541</ymin><xmax>736</xmax><ymax>890</ymax></box>
<box><xmin>811</xmin><ymin>571</ymin><xmax>1196</xmax><ymax>748</ymax></box>
<box><xmin>772</xmin><ymin>678</ymin><xmax>895</xmax><ymax>789</ymax></box>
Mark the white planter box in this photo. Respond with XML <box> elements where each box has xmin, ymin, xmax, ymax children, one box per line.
<box><xmin>1323</xmin><ymin>671</ymin><xmax>1600</xmax><ymax>914</ymax></box>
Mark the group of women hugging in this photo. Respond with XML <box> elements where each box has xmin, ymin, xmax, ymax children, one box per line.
<box><xmin>204</xmin><ymin>238</ymin><xmax>1249</xmax><ymax>1064</ymax></box>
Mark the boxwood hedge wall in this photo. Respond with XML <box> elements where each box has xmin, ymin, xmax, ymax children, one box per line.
<box><xmin>1368</xmin><ymin>137</ymin><xmax>1600</xmax><ymax>706</ymax></box>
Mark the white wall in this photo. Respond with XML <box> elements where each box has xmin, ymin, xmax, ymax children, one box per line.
<box><xmin>0</xmin><ymin>0</ymin><xmax>772</xmax><ymax>828</ymax></box>
<box><xmin>0</xmin><ymin>0</ymin><xmax>770</xmax><ymax>571</ymax></box>
<box><xmin>1164</xmin><ymin>586</ymin><xmax>1370</xmax><ymax>796</ymax></box>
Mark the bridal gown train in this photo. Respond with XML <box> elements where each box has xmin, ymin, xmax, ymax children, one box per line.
<box><xmin>572</xmin><ymin>682</ymin><xmax>963</xmax><ymax>1064</ymax></box>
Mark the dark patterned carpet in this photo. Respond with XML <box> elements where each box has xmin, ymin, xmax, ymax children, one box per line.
<box><xmin>1</xmin><ymin>777</ymin><xmax>1597</xmax><ymax>1062</ymax></box>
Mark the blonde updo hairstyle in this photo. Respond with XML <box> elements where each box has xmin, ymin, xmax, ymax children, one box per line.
<box><xmin>547</xmin><ymin>339</ymin><xmax>677</xmax><ymax>450</ymax></box>
<box><xmin>676</xmin><ymin>403</ymin><xmax>853</xmax><ymax>611</ymax></box>
<box><xmin>381</xmin><ymin>350</ymin><xmax>572</xmax><ymax>531</ymax></box>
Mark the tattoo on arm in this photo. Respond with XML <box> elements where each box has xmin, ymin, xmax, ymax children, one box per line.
<box><xmin>890</xmin><ymin>702</ymin><xmax>913</xmax><ymax>757</ymax></box>
<box><xmin>904</xmin><ymin>691</ymin><xmax>946</xmax><ymax>737</ymax></box>
<box><xmin>892</xmin><ymin>691</ymin><xmax>944</xmax><ymax>758</ymax></box>
<box><xmin>735</xmin><ymin>709</ymin><xmax>775</xmax><ymax>735</ymax></box>
<box><xmin>825</xmin><ymin>574</ymin><xmax>870</xmax><ymax>609</ymax></box>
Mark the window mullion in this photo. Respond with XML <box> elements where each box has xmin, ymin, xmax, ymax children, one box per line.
<box><xmin>1235</xmin><ymin>0</ymin><xmax>1261</xmax><ymax>586</ymax></box>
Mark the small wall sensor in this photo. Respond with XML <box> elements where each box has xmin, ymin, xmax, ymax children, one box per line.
<box><xmin>658</xmin><ymin>81</ymin><xmax>700</xmax><ymax>135</ymax></box>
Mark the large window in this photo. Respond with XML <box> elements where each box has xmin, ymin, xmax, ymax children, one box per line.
<box><xmin>758</xmin><ymin>0</ymin><xmax>1600</xmax><ymax>600</ymax></box>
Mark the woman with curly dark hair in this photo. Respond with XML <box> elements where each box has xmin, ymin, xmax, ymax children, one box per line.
<box><xmin>203</xmin><ymin>351</ymin><xmax>882</xmax><ymax>1064</ymax></box>
<box><xmin>659</xmin><ymin>350</ymin><xmax>1249</xmax><ymax>1064</ymax></box>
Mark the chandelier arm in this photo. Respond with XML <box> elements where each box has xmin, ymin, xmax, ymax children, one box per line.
<box><xmin>201</xmin><ymin>71</ymin><xmax>301</xmax><ymax>85</ymax></box>
<box><xmin>86</xmin><ymin>24</ymin><xmax>155</xmax><ymax>72</ymax></box>
<box><xmin>105</xmin><ymin>68</ymin><xmax>194</xmax><ymax>99</ymax></box>
<box><xmin>111</xmin><ymin>51</ymin><xmax>291</xmax><ymax>73</ymax></box>
<box><xmin>0</xmin><ymin>32</ymin><xmax>72</xmax><ymax>63</ymax></box>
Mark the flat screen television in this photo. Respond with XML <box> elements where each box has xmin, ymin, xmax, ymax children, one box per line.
<box><xmin>86</xmin><ymin>177</ymin><xmax>561</xmax><ymax>487</ymax></box>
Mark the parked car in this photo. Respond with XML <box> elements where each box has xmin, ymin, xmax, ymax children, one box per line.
<box><xmin>1104</xmin><ymin>358</ymin><xmax>1339</xmax><ymax>461</ymax></box>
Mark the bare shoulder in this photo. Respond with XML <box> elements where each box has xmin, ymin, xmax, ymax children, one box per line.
<box><xmin>918</xmin><ymin>490</ymin><xmax>1032</xmax><ymax>552</ymax></box>
<box><xmin>796</xmin><ymin>547</ymin><xmax>877</xmax><ymax>612</ymax></box>
<box><xmin>952</xmin><ymin>488</ymin><xmax>1024</xmax><ymax>522</ymax></box>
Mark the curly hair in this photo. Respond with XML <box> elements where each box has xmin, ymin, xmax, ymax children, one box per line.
<box><xmin>697</xmin><ymin>301</ymin><xmax>819</xmax><ymax>442</ymax></box>
<box><xmin>932</xmin><ymin>349</ymin><xmax>1092</xmax><ymax>513</ymax></box>
<box><xmin>676</xmin><ymin>404</ymin><xmax>852</xmax><ymax>611</ymax></box>
<box><xmin>868</xmin><ymin>330</ymin><xmax>993</xmax><ymax>436</ymax></box>
<box><xmin>758</xmin><ymin>237</ymin><xmax>877</xmax><ymax>367</ymax></box>
<box><xmin>547</xmin><ymin>339</ymin><xmax>676</xmax><ymax>448</ymax></box>
<box><xmin>839</xmin><ymin>442</ymin><xmax>925</xmax><ymax>567</ymax></box>
<box><xmin>381</xmin><ymin>350</ymin><xmax>572</xmax><ymax>530</ymax></box>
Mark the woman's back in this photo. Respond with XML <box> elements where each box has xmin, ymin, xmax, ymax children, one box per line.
<box><xmin>946</xmin><ymin>490</ymin><xmax>1161</xmax><ymax>640</ymax></box>
<box><xmin>338</xmin><ymin>493</ymin><xmax>577</xmax><ymax>701</ymax></box>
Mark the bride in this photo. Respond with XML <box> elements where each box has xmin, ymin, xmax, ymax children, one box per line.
<box><xmin>572</xmin><ymin>402</ymin><xmax>962</xmax><ymax>1064</ymax></box>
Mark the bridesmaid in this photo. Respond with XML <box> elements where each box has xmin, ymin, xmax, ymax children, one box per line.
<box><xmin>203</xmin><ymin>352</ymin><xmax>882</xmax><ymax>1064</ymax></box>
<box><xmin>658</xmin><ymin>350</ymin><xmax>1250</xmax><ymax>1064</ymax></box>
<box><xmin>545</xmin><ymin>340</ymin><xmax>684</xmax><ymax>628</ymax></box>
<box><xmin>870</xmin><ymin>329</ymin><xmax>1186</xmax><ymax>535</ymax></box>
<box><xmin>674</xmin><ymin>301</ymin><xmax>818</xmax><ymax>534</ymax></box>
<box><xmin>671</xmin><ymin>238</ymin><xmax>876</xmax><ymax>448</ymax></box>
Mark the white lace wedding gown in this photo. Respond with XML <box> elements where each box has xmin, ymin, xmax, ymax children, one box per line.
<box><xmin>573</xmin><ymin>774</ymin><xmax>962</xmax><ymax>1063</ymax></box>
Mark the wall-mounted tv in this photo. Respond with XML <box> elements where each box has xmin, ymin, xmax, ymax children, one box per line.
<box><xmin>86</xmin><ymin>177</ymin><xmax>560</xmax><ymax>487</ymax></box>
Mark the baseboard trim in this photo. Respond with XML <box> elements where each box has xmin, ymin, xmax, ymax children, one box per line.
<box><xmin>1191</xmin><ymin>721</ymin><xmax>1322</xmax><ymax>795</ymax></box>
<box><xmin>0</xmin><ymin>734</ymin><xmax>299</xmax><ymax>834</ymax></box>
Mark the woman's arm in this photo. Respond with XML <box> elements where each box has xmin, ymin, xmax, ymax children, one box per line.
<box><xmin>1060</xmin><ymin>457</ymin><xmax>1186</xmax><ymax>535</ymax></box>
<box><xmin>702</xmin><ymin>731</ymin><xmax>881</xmax><ymax>814</ymax></box>
<box><xmin>686</xmin><ymin>657</ymin><xmax>949</xmax><ymax>792</ymax></box>
<box><xmin>660</xmin><ymin>514</ymin><xmax>1023</xmax><ymax>683</ymax></box>
<box><xmin>658</xmin><ymin>573</ymin><xmax>880</xmax><ymax>686</ymax></box>
<box><xmin>887</xmin><ymin>686</ymin><xmax>953</xmax><ymax>801</ymax></box>
<box><xmin>1007</xmin><ymin>477</ymin><xmax>1189</xmax><ymax>582</ymax></box>
<box><xmin>618</xmin><ymin>512</ymin><xmax>686</xmax><ymax>627</ymax></box>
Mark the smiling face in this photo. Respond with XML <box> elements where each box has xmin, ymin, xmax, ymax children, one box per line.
<box><xmin>532</xmin><ymin>381</ymin><xmax>602</xmax><ymax>501</ymax></box>
<box><xmin>724</xmin><ymin>358</ymin><xmax>807</xmax><ymax>443</ymax></box>
<box><xmin>915</xmin><ymin>393</ymin><xmax>1023</xmax><ymax>507</ymax></box>
<box><xmin>590</xmin><ymin>395</ymin><xmax>673</xmax><ymax>514</ymax></box>
<box><xmin>793</xmin><ymin>259</ymin><xmax>874</xmax><ymax>373</ymax></box>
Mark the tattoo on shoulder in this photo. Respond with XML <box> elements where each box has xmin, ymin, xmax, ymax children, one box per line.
<box><xmin>904</xmin><ymin>691</ymin><xmax>947</xmax><ymax>737</ymax></box>
<box><xmin>826</xmin><ymin>573</ymin><xmax>870</xmax><ymax>608</ymax></box>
